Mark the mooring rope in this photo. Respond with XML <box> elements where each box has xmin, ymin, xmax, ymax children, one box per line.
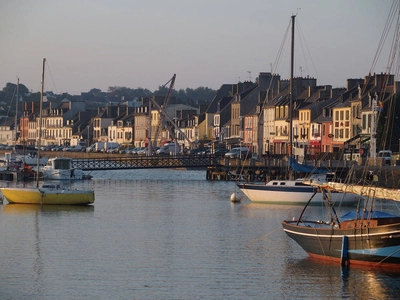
<box><xmin>245</xmin><ymin>226</ymin><xmax>282</xmax><ymax>249</ymax></box>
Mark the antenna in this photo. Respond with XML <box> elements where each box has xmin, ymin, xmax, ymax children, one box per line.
<box><xmin>247</xmin><ymin>71</ymin><xmax>252</xmax><ymax>81</ymax></box>
<box><xmin>299</xmin><ymin>66</ymin><xmax>303</xmax><ymax>77</ymax></box>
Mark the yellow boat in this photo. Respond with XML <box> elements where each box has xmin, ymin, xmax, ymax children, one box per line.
<box><xmin>0</xmin><ymin>183</ymin><xmax>95</xmax><ymax>205</ymax></box>
<box><xmin>0</xmin><ymin>58</ymin><xmax>95</xmax><ymax>206</ymax></box>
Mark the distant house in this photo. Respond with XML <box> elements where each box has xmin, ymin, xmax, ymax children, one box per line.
<box><xmin>0</xmin><ymin>116</ymin><xmax>15</xmax><ymax>145</ymax></box>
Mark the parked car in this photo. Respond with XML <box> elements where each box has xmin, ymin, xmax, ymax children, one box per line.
<box><xmin>119</xmin><ymin>147</ymin><xmax>134</xmax><ymax>154</ymax></box>
<box><xmin>156</xmin><ymin>143</ymin><xmax>179</xmax><ymax>155</ymax></box>
<box><xmin>378</xmin><ymin>150</ymin><xmax>392</xmax><ymax>165</ymax></box>
<box><xmin>106</xmin><ymin>146</ymin><xmax>119</xmax><ymax>153</ymax></box>
<box><xmin>136</xmin><ymin>147</ymin><xmax>148</xmax><ymax>155</ymax></box>
<box><xmin>63</xmin><ymin>145</ymin><xmax>84</xmax><ymax>152</ymax></box>
<box><xmin>189</xmin><ymin>148</ymin><xmax>207</xmax><ymax>155</ymax></box>
<box><xmin>214</xmin><ymin>148</ymin><xmax>229</xmax><ymax>157</ymax></box>
<box><xmin>224</xmin><ymin>147</ymin><xmax>250</xmax><ymax>159</ymax></box>
<box><xmin>196</xmin><ymin>148</ymin><xmax>210</xmax><ymax>155</ymax></box>
<box><xmin>129</xmin><ymin>147</ymin><xmax>140</xmax><ymax>155</ymax></box>
<box><xmin>52</xmin><ymin>145</ymin><xmax>64</xmax><ymax>151</ymax></box>
<box><xmin>101</xmin><ymin>142</ymin><xmax>119</xmax><ymax>153</ymax></box>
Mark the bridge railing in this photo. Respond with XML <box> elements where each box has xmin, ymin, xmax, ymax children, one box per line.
<box><xmin>71</xmin><ymin>155</ymin><xmax>220</xmax><ymax>171</ymax></box>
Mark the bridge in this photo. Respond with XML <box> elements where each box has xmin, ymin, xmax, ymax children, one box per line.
<box><xmin>70</xmin><ymin>155</ymin><xmax>220</xmax><ymax>171</ymax></box>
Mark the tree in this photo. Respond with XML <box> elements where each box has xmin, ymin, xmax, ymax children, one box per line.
<box><xmin>107</xmin><ymin>86</ymin><xmax>152</xmax><ymax>101</ymax></box>
<box><xmin>89</xmin><ymin>88</ymin><xmax>102</xmax><ymax>96</ymax></box>
<box><xmin>0</xmin><ymin>82</ymin><xmax>30</xmax><ymax>104</ymax></box>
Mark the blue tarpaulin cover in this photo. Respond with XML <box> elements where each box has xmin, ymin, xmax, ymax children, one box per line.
<box><xmin>289</xmin><ymin>156</ymin><xmax>327</xmax><ymax>174</ymax></box>
<box><xmin>340</xmin><ymin>210</ymin><xmax>398</xmax><ymax>221</ymax></box>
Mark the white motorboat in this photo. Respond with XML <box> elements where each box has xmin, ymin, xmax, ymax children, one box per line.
<box><xmin>41</xmin><ymin>157</ymin><xmax>85</xmax><ymax>180</ymax></box>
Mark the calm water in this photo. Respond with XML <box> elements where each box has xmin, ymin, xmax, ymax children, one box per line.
<box><xmin>1</xmin><ymin>169</ymin><xmax>400</xmax><ymax>299</ymax></box>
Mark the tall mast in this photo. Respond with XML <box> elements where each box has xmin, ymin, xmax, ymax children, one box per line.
<box><xmin>289</xmin><ymin>14</ymin><xmax>295</xmax><ymax>178</ymax></box>
<box><xmin>370</xmin><ymin>95</ymin><xmax>377</xmax><ymax>166</ymax></box>
<box><xmin>36</xmin><ymin>58</ymin><xmax>45</xmax><ymax>188</ymax></box>
<box><xmin>148</xmin><ymin>99</ymin><xmax>152</xmax><ymax>155</ymax></box>
<box><xmin>14</xmin><ymin>77</ymin><xmax>19</xmax><ymax>147</ymax></box>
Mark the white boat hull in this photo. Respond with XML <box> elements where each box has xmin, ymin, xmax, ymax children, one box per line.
<box><xmin>237</xmin><ymin>180</ymin><xmax>360</xmax><ymax>204</ymax></box>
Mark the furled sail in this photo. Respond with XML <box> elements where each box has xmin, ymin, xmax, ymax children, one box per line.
<box><xmin>306</xmin><ymin>181</ymin><xmax>400</xmax><ymax>202</ymax></box>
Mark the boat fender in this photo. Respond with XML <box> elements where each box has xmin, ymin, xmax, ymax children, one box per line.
<box><xmin>230</xmin><ymin>193</ymin><xmax>241</xmax><ymax>203</ymax></box>
<box><xmin>372</xmin><ymin>175</ymin><xmax>378</xmax><ymax>183</ymax></box>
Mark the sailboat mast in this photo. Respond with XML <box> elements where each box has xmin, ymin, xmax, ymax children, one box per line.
<box><xmin>289</xmin><ymin>14</ymin><xmax>295</xmax><ymax>177</ymax></box>
<box><xmin>370</xmin><ymin>96</ymin><xmax>377</xmax><ymax>166</ymax></box>
<box><xmin>36</xmin><ymin>58</ymin><xmax>45</xmax><ymax>188</ymax></box>
<box><xmin>14</xmin><ymin>77</ymin><xmax>19</xmax><ymax>147</ymax></box>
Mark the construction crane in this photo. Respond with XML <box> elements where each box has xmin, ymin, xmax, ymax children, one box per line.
<box><xmin>152</xmin><ymin>74</ymin><xmax>176</xmax><ymax>146</ymax></box>
<box><xmin>149</xmin><ymin>74</ymin><xmax>193</xmax><ymax>152</ymax></box>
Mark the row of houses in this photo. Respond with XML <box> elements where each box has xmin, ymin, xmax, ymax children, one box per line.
<box><xmin>0</xmin><ymin>72</ymin><xmax>398</xmax><ymax>158</ymax></box>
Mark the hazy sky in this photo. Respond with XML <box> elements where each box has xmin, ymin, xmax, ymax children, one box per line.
<box><xmin>0</xmin><ymin>0</ymin><xmax>396</xmax><ymax>95</ymax></box>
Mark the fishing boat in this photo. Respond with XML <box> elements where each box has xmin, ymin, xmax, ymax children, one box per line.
<box><xmin>0</xmin><ymin>58</ymin><xmax>95</xmax><ymax>205</ymax></box>
<box><xmin>41</xmin><ymin>157</ymin><xmax>90</xmax><ymax>180</ymax></box>
<box><xmin>282</xmin><ymin>5</ymin><xmax>400</xmax><ymax>267</ymax></box>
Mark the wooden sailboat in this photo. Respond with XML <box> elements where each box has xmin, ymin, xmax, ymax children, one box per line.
<box><xmin>0</xmin><ymin>58</ymin><xmax>95</xmax><ymax>205</ymax></box>
<box><xmin>282</xmin><ymin>4</ymin><xmax>400</xmax><ymax>268</ymax></box>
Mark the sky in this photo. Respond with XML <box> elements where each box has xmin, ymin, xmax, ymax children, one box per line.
<box><xmin>0</xmin><ymin>0</ymin><xmax>396</xmax><ymax>95</ymax></box>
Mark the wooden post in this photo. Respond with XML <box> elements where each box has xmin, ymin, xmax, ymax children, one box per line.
<box><xmin>341</xmin><ymin>235</ymin><xmax>348</xmax><ymax>266</ymax></box>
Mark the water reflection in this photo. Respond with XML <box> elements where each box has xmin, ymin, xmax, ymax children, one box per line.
<box><xmin>282</xmin><ymin>256</ymin><xmax>400</xmax><ymax>298</ymax></box>
<box><xmin>1</xmin><ymin>203</ymin><xmax>94</xmax><ymax>297</ymax></box>
<box><xmin>2</xmin><ymin>169</ymin><xmax>400</xmax><ymax>299</ymax></box>
<box><xmin>2</xmin><ymin>203</ymin><xmax>94</xmax><ymax>215</ymax></box>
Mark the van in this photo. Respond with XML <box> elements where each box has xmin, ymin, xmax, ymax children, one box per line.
<box><xmin>102</xmin><ymin>142</ymin><xmax>119</xmax><ymax>153</ymax></box>
<box><xmin>378</xmin><ymin>150</ymin><xmax>392</xmax><ymax>165</ymax></box>
<box><xmin>224</xmin><ymin>147</ymin><xmax>250</xmax><ymax>159</ymax></box>
<box><xmin>156</xmin><ymin>143</ymin><xmax>179</xmax><ymax>155</ymax></box>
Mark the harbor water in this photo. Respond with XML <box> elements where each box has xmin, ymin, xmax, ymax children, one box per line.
<box><xmin>1</xmin><ymin>169</ymin><xmax>400</xmax><ymax>299</ymax></box>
